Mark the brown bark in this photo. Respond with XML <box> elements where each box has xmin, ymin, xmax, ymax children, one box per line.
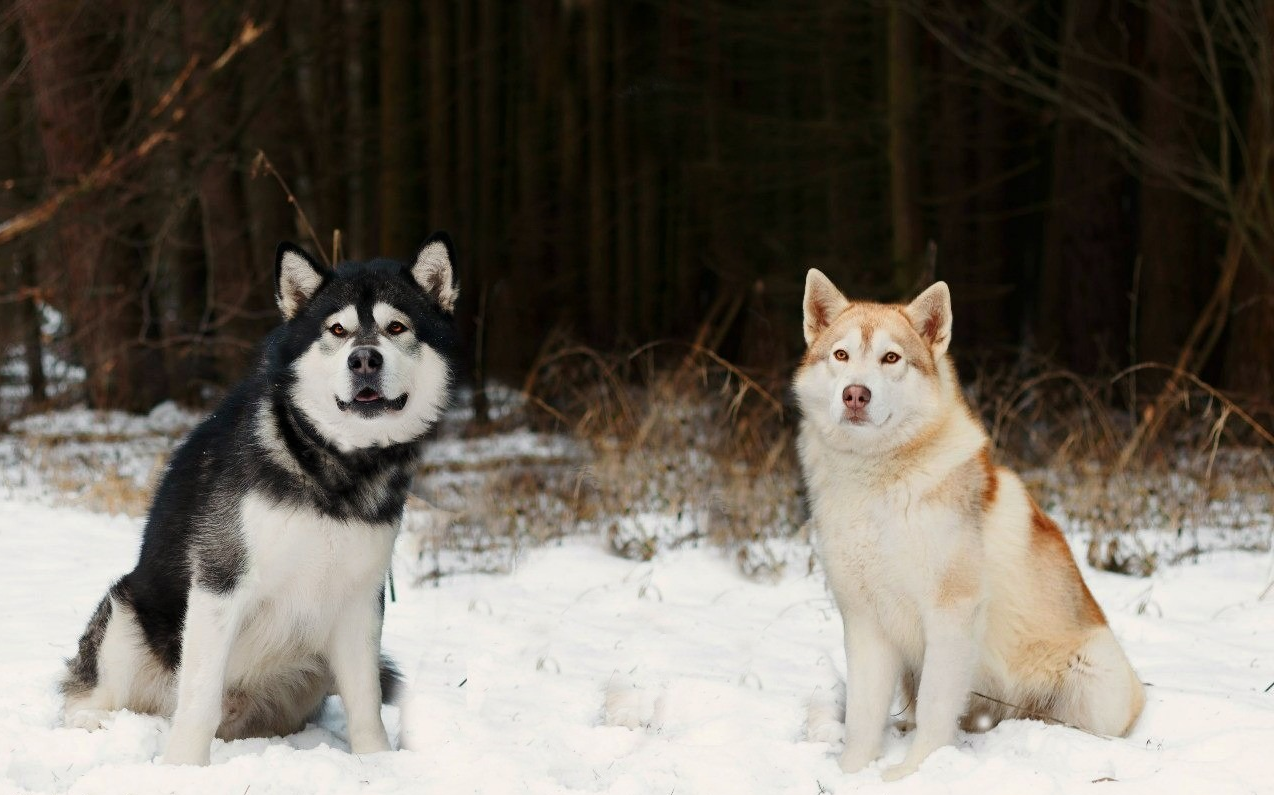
<box><xmin>182</xmin><ymin>0</ymin><xmax>261</xmax><ymax>381</ymax></box>
<box><xmin>17</xmin><ymin>0</ymin><xmax>165</xmax><ymax>411</ymax></box>
<box><xmin>611</xmin><ymin>5</ymin><xmax>633</xmax><ymax>342</ymax></box>
<box><xmin>1038</xmin><ymin>0</ymin><xmax>1137</xmax><ymax>374</ymax></box>
<box><xmin>379</xmin><ymin>0</ymin><xmax>417</xmax><ymax>258</ymax></box>
<box><xmin>343</xmin><ymin>0</ymin><xmax>369</xmax><ymax>259</ymax></box>
<box><xmin>1221</xmin><ymin>2</ymin><xmax>1274</xmax><ymax>398</ymax></box>
<box><xmin>293</xmin><ymin>0</ymin><xmax>349</xmax><ymax>244</ymax></box>
<box><xmin>972</xmin><ymin>65</ymin><xmax>1012</xmax><ymax>349</ymax></box>
<box><xmin>636</xmin><ymin>150</ymin><xmax>659</xmax><ymax>342</ymax></box>
<box><xmin>557</xmin><ymin>10</ymin><xmax>583</xmax><ymax>333</ymax></box>
<box><xmin>822</xmin><ymin>0</ymin><xmax>851</xmax><ymax>261</ymax></box>
<box><xmin>477</xmin><ymin>0</ymin><xmax>499</xmax><ymax>270</ymax></box>
<box><xmin>18</xmin><ymin>251</ymin><xmax>46</xmax><ymax>402</ymax></box>
<box><xmin>0</xmin><ymin>19</ymin><xmax>44</xmax><ymax>403</ymax></box>
<box><xmin>888</xmin><ymin>4</ymin><xmax>924</xmax><ymax>291</ymax></box>
<box><xmin>242</xmin><ymin>18</ymin><xmax>302</xmax><ymax>281</ymax></box>
<box><xmin>1138</xmin><ymin>0</ymin><xmax>1208</xmax><ymax>371</ymax></box>
<box><xmin>155</xmin><ymin>194</ymin><xmax>217</xmax><ymax>406</ymax></box>
<box><xmin>585</xmin><ymin>0</ymin><xmax>610</xmax><ymax>342</ymax></box>
<box><xmin>934</xmin><ymin>42</ymin><xmax>971</xmax><ymax>312</ymax></box>
<box><xmin>424</xmin><ymin>0</ymin><xmax>454</xmax><ymax>237</ymax></box>
<box><xmin>148</xmin><ymin>6</ymin><xmax>215</xmax><ymax>406</ymax></box>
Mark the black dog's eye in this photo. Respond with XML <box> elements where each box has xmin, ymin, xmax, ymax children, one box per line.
<box><xmin>329</xmin><ymin>323</ymin><xmax>347</xmax><ymax>337</ymax></box>
<box><xmin>882</xmin><ymin>351</ymin><xmax>901</xmax><ymax>364</ymax></box>
<box><xmin>386</xmin><ymin>321</ymin><xmax>408</xmax><ymax>335</ymax></box>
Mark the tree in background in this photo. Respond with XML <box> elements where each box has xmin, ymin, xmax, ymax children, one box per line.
<box><xmin>0</xmin><ymin>0</ymin><xmax>1270</xmax><ymax>432</ymax></box>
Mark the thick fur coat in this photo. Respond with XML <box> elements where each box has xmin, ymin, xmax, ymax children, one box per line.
<box><xmin>61</xmin><ymin>235</ymin><xmax>460</xmax><ymax>766</ymax></box>
<box><xmin>794</xmin><ymin>270</ymin><xmax>1144</xmax><ymax>780</ymax></box>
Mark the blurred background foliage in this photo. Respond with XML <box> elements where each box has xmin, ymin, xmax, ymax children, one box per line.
<box><xmin>1</xmin><ymin>0</ymin><xmax>1272</xmax><ymax>434</ymax></box>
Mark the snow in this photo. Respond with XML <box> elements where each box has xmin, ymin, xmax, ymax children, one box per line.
<box><xmin>1</xmin><ymin>494</ymin><xmax>1272</xmax><ymax>794</ymax></box>
<box><xmin>420</xmin><ymin>429</ymin><xmax>583</xmax><ymax>471</ymax></box>
<box><xmin>9</xmin><ymin>402</ymin><xmax>201</xmax><ymax>440</ymax></box>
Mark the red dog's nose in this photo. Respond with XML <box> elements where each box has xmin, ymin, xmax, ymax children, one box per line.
<box><xmin>842</xmin><ymin>384</ymin><xmax>872</xmax><ymax>409</ymax></box>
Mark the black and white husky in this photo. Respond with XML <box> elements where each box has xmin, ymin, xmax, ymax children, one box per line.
<box><xmin>61</xmin><ymin>234</ymin><xmax>460</xmax><ymax>765</ymax></box>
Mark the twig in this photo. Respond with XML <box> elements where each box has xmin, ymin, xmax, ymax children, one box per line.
<box><xmin>626</xmin><ymin>339</ymin><xmax>785</xmax><ymax>415</ymax></box>
<box><xmin>1110</xmin><ymin>363</ymin><xmax>1274</xmax><ymax>448</ymax></box>
<box><xmin>968</xmin><ymin>690</ymin><xmax>1113</xmax><ymax>741</ymax></box>
<box><xmin>0</xmin><ymin>18</ymin><xmax>269</xmax><ymax>247</ymax></box>
<box><xmin>250</xmin><ymin>150</ymin><xmax>331</xmax><ymax>267</ymax></box>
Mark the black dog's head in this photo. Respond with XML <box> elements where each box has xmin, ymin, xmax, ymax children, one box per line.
<box><xmin>273</xmin><ymin>233</ymin><xmax>460</xmax><ymax>451</ymax></box>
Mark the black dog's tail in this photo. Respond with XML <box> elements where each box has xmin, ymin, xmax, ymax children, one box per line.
<box><xmin>380</xmin><ymin>656</ymin><xmax>405</xmax><ymax>705</ymax></box>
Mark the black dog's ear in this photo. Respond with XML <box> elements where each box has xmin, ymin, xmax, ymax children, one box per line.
<box><xmin>275</xmin><ymin>243</ymin><xmax>328</xmax><ymax>320</ymax></box>
<box><xmin>411</xmin><ymin>231</ymin><xmax>459</xmax><ymax>313</ymax></box>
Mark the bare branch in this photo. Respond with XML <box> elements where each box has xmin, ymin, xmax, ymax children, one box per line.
<box><xmin>0</xmin><ymin>17</ymin><xmax>270</xmax><ymax>247</ymax></box>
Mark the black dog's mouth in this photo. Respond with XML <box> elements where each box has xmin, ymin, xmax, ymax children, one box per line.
<box><xmin>335</xmin><ymin>389</ymin><xmax>409</xmax><ymax>413</ymax></box>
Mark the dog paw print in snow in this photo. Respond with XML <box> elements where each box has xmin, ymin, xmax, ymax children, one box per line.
<box><xmin>602</xmin><ymin>674</ymin><xmax>665</xmax><ymax>731</ymax></box>
<box><xmin>805</xmin><ymin>681</ymin><xmax>846</xmax><ymax>744</ymax></box>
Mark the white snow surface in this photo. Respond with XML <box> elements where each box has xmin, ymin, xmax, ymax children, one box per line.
<box><xmin>1</xmin><ymin>498</ymin><xmax>1272</xmax><ymax>794</ymax></box>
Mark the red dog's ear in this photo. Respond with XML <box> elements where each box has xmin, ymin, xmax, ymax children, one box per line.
<box><xmin>803</xmin><ymin>269</ymin><xmax>850</xmax><ymax>346</ymax></box>
<box><xmin>904</xmin><ymin>281</ymin><xmax>953</xmax><ymax>355</ymax></box>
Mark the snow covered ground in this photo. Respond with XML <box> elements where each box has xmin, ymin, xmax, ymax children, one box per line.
<box><xmin>1</xmin><ymin>493</ymin><xmax>1272</xmax><ymax>794</ymax></box>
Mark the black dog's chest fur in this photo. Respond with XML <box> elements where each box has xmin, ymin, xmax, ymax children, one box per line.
<box><xmin>120</xmin><ymin>369</ymin><xmax>423</xmax><ymax>670</ymax></box>
<box><xmin>267</xmin><ymin>397</ymin><xmax>417</xmax><ymax>523</ymax></box>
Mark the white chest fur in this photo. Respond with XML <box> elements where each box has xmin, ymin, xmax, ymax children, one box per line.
<box><xmin>227</xmin><ymin>494</ymin><xmax>397</xmax><ymax>674</ymax></box>
<box><xmin>800</xmin><ymin>426</ymin><xmax>985</xmax><ymax>663</ymax></box>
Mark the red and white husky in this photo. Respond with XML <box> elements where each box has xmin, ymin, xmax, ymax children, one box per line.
<box><xmin>794</xmin><ymin>270</ymin><xmax>1144</xmax><ymax>780</ymax></box>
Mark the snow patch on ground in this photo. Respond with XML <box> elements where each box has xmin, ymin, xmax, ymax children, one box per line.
<box><xmin>10</xmin><ymin>402</ymin><xmax>202</xmax><ymax>440</ymax></box>
<box><xmin>1</xmin><ymin>497</ymin><xmax>1271</xmax><ymax>794</ymax></box>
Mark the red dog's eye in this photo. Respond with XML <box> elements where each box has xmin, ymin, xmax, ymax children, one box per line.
<box><xmin>386</xmin><ymin>321</ymin><xmax>407</xmax><ymax>335</ymax></box>
<box><xmin>833</xmin><ymin>349</ymin><xmax>849</xmax><ymax>362</ymax></box>
<box><xmin>882</xmin><ymin>352</ymin><xmax>901</xmax><ymax>364</ymax></box>
<box><xmin>329</xmin><ymin>323</ymin><xmax>346</xmax><ymax>337</ymax></box>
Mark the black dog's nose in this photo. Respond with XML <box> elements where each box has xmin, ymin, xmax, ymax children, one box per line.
<box><xmin>348</xmin><ymin>347</ymin><xmax>383</xmax><ymax>374</ymax></box>
<box><xmin>842</xmin><ymin>384</ymin><xmax>871</xmax><ymax>408</ymax></box>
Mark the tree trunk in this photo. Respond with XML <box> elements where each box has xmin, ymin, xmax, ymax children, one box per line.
<box><xmin>240</xmin><ymin>12</ymin><xmax>301</xmax><ymax>284</ymax></box>
<box><xmin>182</xmin><ymin>0</ymin><xmax>262</xmax><ymax>382</ymax></box>
<box><xmin>0</xmin><ymin>19</ymin><xmax>45</xmax><ymax>404</ymax></box>
<box><xmin>18</xmin><ymin>250</ymin><xmax>46</xmax><ymax>403</ymax></box>
<box><xmin>1138</xmin><ymin>0</ymin><xmax>1208</xmax><ymax>377</ymax></box>
<box><xmin>156</xmin><ymin>194</ymin><xmax>217</xmax><ymax>406</ymax></box>
<box><xmin>972</xmin><ymin>58</ymin><xmax>1013</xmax><ymax>350</ymax></box>
<box><xmin>933</xmin><ymin>40</ymin><xmax>970</xmax><ymax>311</ymax></box>
<box><xmin>1221</xmin><ymin>2</ymin><xmax>1274</xmax><ymax>400</ymax></box>
<box><xmin>379</xmin><ymin>0</ymin><xmax>417</xmax><ymax>258</ymax></box>
<box><xmin>610</xmin><ymin>5</ymin><xmax>634</xmax><ymax>343</ymax></box>
<box><xmin>17</xmin><ymin>0</ymin><xmax>165</xmax><ymax>411</ymax></box>
<box><xmin>585</xmin><ymin>0</ymin><xmax>610</xmax><ymax>343</ymax></box>
<box><xmin>822</xmin><ymin>0</ymin><xmax>851</xmax><ymax>262</ymax></box>
<box><xmin>1038</xmin><ymin>0</ymin><xmax>1138</xmax><ymax>374</ymax></box>
<box><xmin>887</xmin><ymin>3</ymin><xmax>924</xmax><ymax>292</ymax></box>
<box><xmin>424</xmin><ymin>0</ymin><xmax>454</xmax><ymax>237</ymax></box>
<box><xmin>557</xmin><ymin>10</ymin><xmax>583</xmax><ymax>334</ymax></box>
<box><xmin>342</xmin><ymin>0</ymin><xmax>369</xmax><ymax>259</ymax></box>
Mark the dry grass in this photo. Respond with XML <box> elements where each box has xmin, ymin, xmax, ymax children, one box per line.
<box><xmin>52</xmin><ymin>465</ymin><xmax>155</xmax><ymax>516</ymax></box>
<box><xmin>4</xmin><ymin>343</ymin><xmax>1270</xmax><ymax>582</ymax></box>
<box><xmin>398</xmin><ymin>340</ymin><xmax>808</xmax><ymax>581</ymax></box>
<box><xmin>435</xmin><ymin>343</ymin><xmax>1274</xmax><ymax>580</ymax></box>
<box><xmin>7</xmin><ymin>434</ymin><xmax>163</xmax><ymax>517</ymax></box>
<box><xmin>972</xmin><ymin>357</ymin><xmax>1274</xmax><ymax>574</ymax></box>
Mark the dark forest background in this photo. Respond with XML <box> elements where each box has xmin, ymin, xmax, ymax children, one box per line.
<box><xmin>1</xmin><ymin>0</ymin><xmax>1273</xmax><ymax>436</ymax></box>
